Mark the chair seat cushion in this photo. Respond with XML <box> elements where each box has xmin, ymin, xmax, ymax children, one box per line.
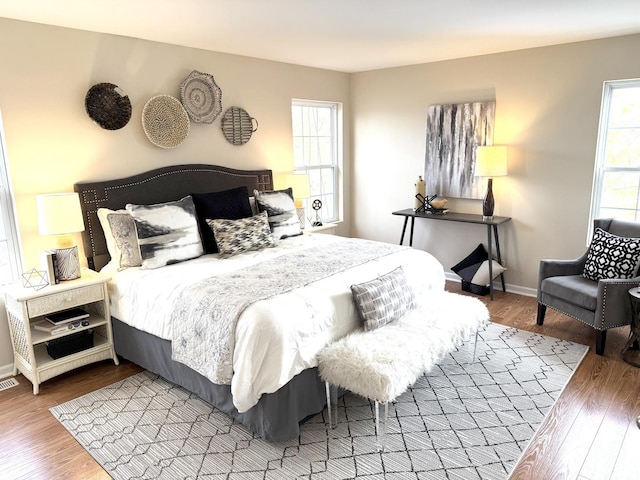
<box><xmin>541</xmin><ymin>275</ymin><xmax>598</xmax><ymax>311</ymax></box>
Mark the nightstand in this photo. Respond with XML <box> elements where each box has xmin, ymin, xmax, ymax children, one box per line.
<box><xmin>4</xmin><ymin>269</ymin><xmax>119</xmax><ymax>394</ymax></box>
<box><xmin>305</xmin><ymin>223</ymin><xmax>338</xmax><ymax>235</ymax></box>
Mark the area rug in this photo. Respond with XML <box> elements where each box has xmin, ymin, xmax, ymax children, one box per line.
<box><xmin>50</xmin><ymin>322</ymin><xmax>588</xmax><ymax>479</ymax></box>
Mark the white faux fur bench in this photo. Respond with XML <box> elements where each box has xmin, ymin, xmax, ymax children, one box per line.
<box><xmin>317</xmin><ymin>290</ymin><xmax>489</xmax><ymax>450</ymax></box>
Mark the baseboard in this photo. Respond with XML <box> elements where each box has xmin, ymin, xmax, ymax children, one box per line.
<box><xmin>0</xmin><ymin>363</ymin><xmax>14</xmax><ymax>380</ymax></box>
<box><xmin>445</xmin><ymin>272</ymin><xmax>537</xmax><ymax>298</ymax></box>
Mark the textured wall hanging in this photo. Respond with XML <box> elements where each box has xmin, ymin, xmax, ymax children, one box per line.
<box><xmin>424</xmin><ymin>101</ymin><xmax>495</xmax><ymax>199</ymax></box>
<box><xmin>221</xmin><ymin>106</ymin><xmax>258</xmax><ymax>146</ymax></box>
<box><xmin>142</xmin><ymin>95</ymin><xmax>190</xmax><ymax>148</ymax></box>
<box><xmin>179</xmin><ymin>70</ymin><xmax>222</xmax><ymax>124</ymax></box>
<box><xmin>85</xmin><ymin>83</ymin><xmax>131</xmax><ymax>130</ymax></box>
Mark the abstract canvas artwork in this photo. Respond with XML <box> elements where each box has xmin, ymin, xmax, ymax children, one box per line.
<box><xmin>424</xmin><ymin>101</ymin><xmax>495</xmax><ymax>199</ymax></box>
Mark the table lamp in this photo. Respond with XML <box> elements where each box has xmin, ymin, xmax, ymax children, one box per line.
<box><xmin>37</xmin><ymin>192</ymin><xmax>85</xmax><ymax>280</ymax></box>
<box><xmin>475</xmin><ymin>146</ymin><xmax>507</xmax><ymax>221</ymax></box>
<box><xmin>285</xmin><ymin>173</ymin><xmax>311</xmax><ymax>228</ymax></box>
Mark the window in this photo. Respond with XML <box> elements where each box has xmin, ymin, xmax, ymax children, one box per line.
<box><xmin>291</xmin><ymin>100</ymin><xmax>341</xmax><ymax>223</ymax></box>
<box><xmin>0</xmin><ymin>109</ymin><xmax>22</xmax><ymax>285</ymax></box>
<box><xmin>589</xmin><ymin>79</ymin><xmax>640</xmax><ymax>228</ymax></box>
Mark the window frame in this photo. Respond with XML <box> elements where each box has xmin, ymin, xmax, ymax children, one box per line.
<box><xmin>588</xmin><ymin>78</ymin><xmax>640</xmax><ymax>237</ymax></box>
<box><xmin>0</xmin><ymin>108</ymin><xmax>22</xmax><ymax>285</ymax></box>
<box><xmin>291</xmin><ymin>99</ymin><xmax>342</xmax><ymax>224</ymax></box>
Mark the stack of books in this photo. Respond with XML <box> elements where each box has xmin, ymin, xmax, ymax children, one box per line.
<box><xmin>32</xmin><ymin>308</ymin><xmax>90</xmax><ymax>335</ymax></box>
<box><xmin>40</xmin><ymin>250</ymin><xmax>60</xmax><ymax>285</ymax></box>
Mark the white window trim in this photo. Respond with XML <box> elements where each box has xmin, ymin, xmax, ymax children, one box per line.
<box><xmin>291</xmin><ymin>99</ymin><xmax>343</xmax><ymax>223</ymax></box>
<box><xmin>588</xmin><ymin>78</ymin><xmax>640</xmax><ymax>241</ymax></box>
<box><xmin>0</xmin><ymin>108</ymin><xmax>23</xmax><ymax>284</ymax></box>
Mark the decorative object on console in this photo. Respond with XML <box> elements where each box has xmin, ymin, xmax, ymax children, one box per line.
<box><xmin>474</xmin><ymin>145</ymin><xmax>507</xmax><ymax>221</ymax></box>
<box><xmin>311</xmin><ymin>199</ymin><xmax>323</xmax><ymax>226</ymax></box>
<box><xmin>221</xmin><ymin>106</ymin><xmax>258</xmax><ymax>146</ymax></box>
<box><xmin>179</xmin><ymin>70</ymin><xmax>223</xmax><ymax>124</ymax></box>
<box><xmin>414</xmin><ymin>193</ymin><xmax>448</xmax><ymax>214</ymax></box>
<box><xmin>414</xmin><ymin>175</ymin><xmax>426</xmax><ymax>210</ymax></box>
<box><xmin>37</xmin><ymin>192</ymin><xmax>85</xmax><ymax>281</ymax></box>
<box><xmin>85</xmin><ymin>83</ymin><xmax>131</xmax><ymax>130</ymax></box>
<box><xmin>142</xmin><ymin>94</ymin><xmax>190</xmax><ymax>148</ymax></box>
<box><xmin>424</xmin><ymin>101</ymin><xmax>495</xmax><ymax>199</ymax></box>
<box><xmin>285</xmin><ymin>173</ymin><xmax>310</xmax><ymax>229</ymax></box>
<box><xmin>253</xmin><ymin>188</ymin><xmax>302</xmax><ymax>239</ymax></box>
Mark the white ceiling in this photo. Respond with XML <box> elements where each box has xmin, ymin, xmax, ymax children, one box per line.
<box><xmin>2</xmin><ymin>0</ymin><xmax>640</xmax><ymax>73</ymax></box>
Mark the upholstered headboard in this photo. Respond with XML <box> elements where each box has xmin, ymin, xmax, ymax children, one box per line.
<box><xmin>74</xmin><ymin>164</ymin><xmax>273</xmax><ymax>271</ymax></box>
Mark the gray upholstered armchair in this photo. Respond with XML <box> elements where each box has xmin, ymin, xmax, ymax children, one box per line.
<box><xmin>537</xmin><ymin>218</ymin><xmax>640</xmax><ymax>355</ymax></box>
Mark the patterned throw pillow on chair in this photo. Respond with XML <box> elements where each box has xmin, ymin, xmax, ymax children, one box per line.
<box><xmin>583</xmin><ymin>227</ymin><xmax>640</xmax><ymax>281</ymax></box>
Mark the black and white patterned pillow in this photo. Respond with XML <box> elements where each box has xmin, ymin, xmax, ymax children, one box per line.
<box><xmin>126</xmin><ymin>196</ymin><xmax>203</xmax><ymax>269</ymax></box>
<box><xmin>350</xmin><ymin>266</ymin><xmax>416</xmax><ymax>331</ymax></box>
<box><xmin>253</xmin><ymin>188</ymin><xmax>302</xmax><ymax>240</ymax></box>
<box><xmin>583</xmin><ymin>227</ymin><xmax>640</xmax><ymax>281</ymax></box>
<box><xmin>207</xmin><ymin>211</ymin><xmax>276</xmax><ymax>258</ymax></box>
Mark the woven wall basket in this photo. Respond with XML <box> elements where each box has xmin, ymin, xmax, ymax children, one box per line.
<box><xmin>142</xmin><ymin>95</ymin><xmax>190</xmax><ymax>148</ymax></box>
<box><xmin>221</xmin><ymin>106</ymin><xmax>258</xmax><ymax>146</ymax></box>
<box><xmin>85</xmin><ymin>83</ymin><xmax>131</xmax><ymax>130</ymax></box>
<box><xmin>179</xmin><ymin>70</ymin><xmax>222</xmax><ymax>124</ymax></box>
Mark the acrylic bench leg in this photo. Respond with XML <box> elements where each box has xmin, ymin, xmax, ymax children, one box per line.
<box><xmin>375</xmin><ymin>400</ymin><xmax>388</xmax><ymax>452</ymax></box>
<box><xmin>325</xmin><ymin>381</ymin><xmax>338</xmax><ymax>429</ymax></box>
<box><xmin>468</xmin><ymin>328</ymin><xmax>480</xmax><ymax>363</ymax></box>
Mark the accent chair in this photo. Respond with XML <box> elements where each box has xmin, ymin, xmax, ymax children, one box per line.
<box><xmin>537</xmin><ymin>218</ymin><xmax>640</xmax><ymax>355</ymax></box>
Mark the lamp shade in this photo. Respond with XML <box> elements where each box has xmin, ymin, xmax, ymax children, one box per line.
<box><xmin>36</xmin><ymin>192</ymin><xmax>85</xmax><ymax>236</ymax></box>
<box><xmin>285</xmin><ymin>173</ymin><xmax>311</xmax><ymax>199</ymax></box>
<box><xmin>475</xmin><ymin>146</ymin><xmax>508</xmax><ymax>177</ymax></box>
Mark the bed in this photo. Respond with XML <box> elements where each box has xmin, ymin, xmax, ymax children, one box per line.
<box><xmin>74</xmin><ymin>163</ymin><xmax>446</xmax><ymax>441</ymax></box>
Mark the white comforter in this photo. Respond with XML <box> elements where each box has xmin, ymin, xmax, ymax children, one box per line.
<box><xmin>104</xmin><ymin>234</ymin><xmax>445</xmax><ymax>412</ymax></box>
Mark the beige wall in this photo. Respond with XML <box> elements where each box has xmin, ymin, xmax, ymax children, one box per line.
<box><xmin>1</xmin><ymin>16</ymin><xmax>639</xmax><ymax>375</ymax></box>
<box><xmin>350</xmin><ymin>34</ymin><xmax>640</xmax><ymax>295</ymax></box>
<box><xmin>0</xmin><ymin>18</ymin><xmax>351</xmax><ymax>374</ymax></box>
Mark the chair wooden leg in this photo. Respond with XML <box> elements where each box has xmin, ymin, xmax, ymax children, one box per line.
<box><xmin>536</xmin><ymin>303</ymin><xmax>546</xmax><ymax>325</ymax></box>
<box><xmin>595</xmin><ymin>330</ymin><xmax>607</xmax><ymax>356</ymax></box>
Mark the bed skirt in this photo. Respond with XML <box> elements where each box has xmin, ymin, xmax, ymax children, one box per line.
<box><xmin>112</xmin><ymin>318</ymin><xmax>327</xmax><ymax>441</ymax></box>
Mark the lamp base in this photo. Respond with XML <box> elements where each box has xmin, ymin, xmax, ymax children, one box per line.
<box><xmin>53</xmin><ymin>246</ymin><xmax>81</xmax><ymax>281</ymax></box>
<box><xmin>482</xmin><ymin>178</ymin><xmax>495</xmax><ymax>220</ymax></box>
<box><xmin>296</xmin><ymin>207</ymin><xmax>306</xmax><ymax>229</ymax></box>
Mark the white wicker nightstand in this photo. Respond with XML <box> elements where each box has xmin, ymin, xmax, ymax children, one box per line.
<box><xmin>4</xmin><ymin>269</ymin><xmax>118</xmax><ymax>394</ymax></box>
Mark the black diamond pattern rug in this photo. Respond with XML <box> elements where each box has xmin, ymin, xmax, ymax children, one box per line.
<box><xmin>50</xmin><ymin>322</ymin><xmax>588</xmax><ymax>479</ymax></box>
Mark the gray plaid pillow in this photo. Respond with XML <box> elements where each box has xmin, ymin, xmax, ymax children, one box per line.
<box><xmin>350</xmin><ymin>266</ymin><xmax>416</xmax><ymax>331</ymax></box>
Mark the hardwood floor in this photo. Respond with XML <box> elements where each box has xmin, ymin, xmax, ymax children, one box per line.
<box><xmin>0</xmin><ymin>282</ymin><xmax>638</xmax><ymax>480</ymax></box>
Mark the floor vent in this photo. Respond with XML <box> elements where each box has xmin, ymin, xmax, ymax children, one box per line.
<box><xmin>0</xmin><ymin>377</ymin><xmax>19</xmax><ymax>392</ymax></box>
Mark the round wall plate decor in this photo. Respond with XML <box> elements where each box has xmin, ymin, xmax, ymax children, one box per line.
<box><xmin>85</xmin><ymin>83</ymin><xmax>131</xmax><ymax>130</ymax></box>
<box><xmin>179</xmin><ymin>70</ymin><xmax>222</xmax><ymax>124</ymax></box>
<box><xmin>221</xmin><ymin>106</ymin><xmax>258</xmax><ymax>146</ymax></box>
<box><xmin>142</xmin><ymin>95</ymin><xmax>190</xmax><ymax>148</ymax></box>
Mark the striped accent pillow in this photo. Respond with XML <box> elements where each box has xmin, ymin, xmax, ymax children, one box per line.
<box><xmin>350</xmin><ymin>266</ymin><xmax>416</xmax><ymax>331</ymax></box>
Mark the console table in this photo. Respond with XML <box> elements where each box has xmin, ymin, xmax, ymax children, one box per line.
<box><xmin>392</xmin><ymin>209</ymin><xmax>511</xmax><ymax>299</ymax></box>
